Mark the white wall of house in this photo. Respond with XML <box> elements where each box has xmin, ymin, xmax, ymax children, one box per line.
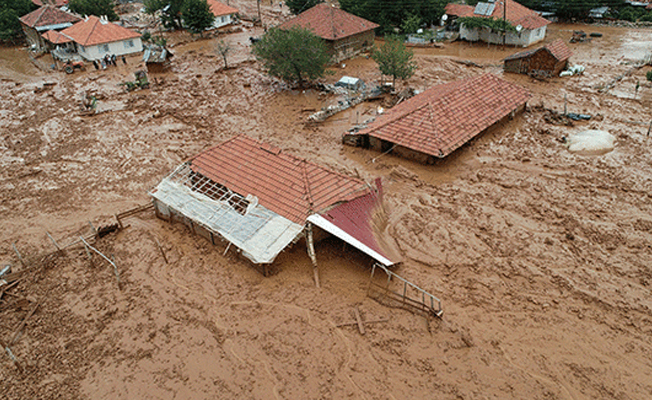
<box><xmin>460</xmin><ymin>25</ymin><xmax>546</xmax><ymax>47</ymax></box>
<box><xmin>211</xmin><ymin>13</ymin><xmax>234</xmax><ymax>29</ymax></box>
<box><xmin>76</xmin><ymin>37</ymin><xmax>143</xmax><ymax>60</ymax></box>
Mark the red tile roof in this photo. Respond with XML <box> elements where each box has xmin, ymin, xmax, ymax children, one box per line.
<box><xmin>316</xmin><ymin>179</ymin><xmax>399</xmax><ymax>265</ymax></box>
<box><xmin>189</xmin><ymin>135</ymin><xmax>370</xmax><ymax>224</ymax></box>
<box><xmin>32</xmin><ymin>0</ymin><xmax>68</xmax><ymax>6</ymax></box>
<box><xmin>41</xmin><ymin>29</ymin><xmax>73</xmax><ymax>44</ymax></box>
<box><xmin>60</xmin><ymin>15</ymin><xmax>140</xmax><ymax>46</ymax></box>
<box><xmin>445</xmin><ymin>0</ymin><xmax>549</xmax><ymax>30</ymax></box>
<box><xmin>543</xmin><ymin>38</ymin><xmax>573</xmax><ymax>61</ymax></box>
<box><xmin>20</xmin><ymin>5</ymin><xmax>81</xmax><ymax>29</ymax></box>
<box><xmin>278</xmin><ymin>3</ymin><xmax>379</xmax><ymax>41</ymax></box>
<box><xmin>504</xmin><ymin>38</ymin><xmax>572</xmax><ymax>62</ymax></box>
<box><xmin>359</xmin><ymin>73</ymin><xmax>531</xmax><ymax>158</ymax></box>
<box><xmin>207</xmin><ymin>0</ymin><xmax>238</xmax><ymax>16</ymax></box>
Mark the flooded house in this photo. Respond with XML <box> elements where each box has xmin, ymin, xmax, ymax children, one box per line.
<box><xmin>57</xmin><ymin>15</ymin><xmax>143</xmax><ymax>61</ymax></box>
<box><xmin>150</xmin><ymin>135</ymin><xmax>397</xmax><ymax>276</ymax></box>
<box><xmin>504</xmin><ymin>39</ymin><xmax>573</xmax><ymax>77</ymax></box>
<box><xmin>206</xmin><ymin>0</ymin><xmax>239</xmax><ymax>29</ymax></box>
<box><xmin>19</xmin><ymin>5</ymin><xmax>81</xmax><ymax>51</ymax></box>
<box><xmin>445</xmin><ymin>0</ymin><xmax>550</xmax><ymax>47</ymax></box>
<box><xmin>277</xmin><ymin>3</ymin><xmax>379</xmax><ymax>63</ymax></box>
<box><xmin>343</xmin><ymin>73</ymin><xmax>531</xmax><ymax>163</ymax></box>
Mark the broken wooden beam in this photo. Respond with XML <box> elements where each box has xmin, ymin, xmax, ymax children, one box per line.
<box><xmin>354</xmin><ymin>306</ymin><xmax>365</xmax><ymax>335</ymax></box>
<box><xmin>335</xmin><ymin>318</ymin><xmax>388</xmax><ymax>328</ymax></box>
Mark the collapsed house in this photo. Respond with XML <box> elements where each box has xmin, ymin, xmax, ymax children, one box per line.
<box><xmin>277</xmin><ymin>3</ymin><xmax>379</xmax><ymax>64</ymax></box>
<box><xmin>150</xmin><ymin>135</ymin><xmax>397</xmax><ymax>275</ymax></box>
<box><xmin>19</xmin><ymin>5</ymin><xmax>81</xmax><ymax>51</ymax></box>
<box><xmin>343</xmin><ymin>73</ymin><xmax>531</xmax><ymax>163</ymax></box>
<box><xmin>504</xmin><ymin>38</ymin><xmax>572</xmax><ymax>77</ymax></box>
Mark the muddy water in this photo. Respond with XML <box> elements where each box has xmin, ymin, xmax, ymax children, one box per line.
<box><xmin>0</xmin><ymin>47</ymin><xmax>42</xmax><ymax>82</ymax></box>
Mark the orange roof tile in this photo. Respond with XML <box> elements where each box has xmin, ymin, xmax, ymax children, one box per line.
<box><xmin>359</xmin><ymin>73</ymin><xmax>531</xmax><ymax>158</ymax></box>
<box><xmin>41</xmin><ymin>29</ymin><xmax>73</xmax><ymax>44</ymax></box>
<box><xmin>206</xmin><ymin>0</ymin><xmax>238</xmax><ymax>16</ymax></box>
<box><xmin>278</xmin><ymin>3</ymin><xmax>379</xmax><ymax>41</ymax></box>
<box><xmin>544</xmin><ymin>38</ymin><xmax>573</xmax><ymax>61</ymax></box>
<box><xmin>20</xmin><ymin>5</ymin><xmax>80</xmax><ymax>29</ymax></box>
<box><xmin>32</xmin><ymin>0</ymin><xmax>68</xmax><ymax>6</ymax></box>
<box><xmin>189</xmin><ymin>135</ymin><xmax>370</xmax><ymax>224</ymax></box>
<box><xmin>60</xmin><ymin>15</ymin><xmax>140</xmax><ymax>46</ymax></box>
<box><xmin>446</xmin><ymin>0</ymin><xmax>549</xmax><ymax>30</ymax></box>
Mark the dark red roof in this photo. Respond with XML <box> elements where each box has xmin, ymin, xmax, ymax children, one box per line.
<box><xmin>277</xmin><ymin>3</ymin><xmax>379</xmax><ymax>41</ymax></box>
<box><xmin>504</xmin><ymin>38</ymin><xmax>572</xmax><ymax>62</ymax></box>
<box><xmin>318</xmin><ymin>179</ymin><xmax>398</xmax><ymax>265</ymax></box>
<box><xmin>359</xmin><ymin>73</ymin><xmax>531</xmax><ymax>158</ymax></box>
<box><xmin>189</xmin><ymin>135</ymin><xmax>370</xmax><ymax>224</ymax></box>
<box><xmin>32</xmin><ymin>0</ymin><xmax>68</xmax><ymax>6</ymax></box>
<box><xmin>20</xmin><ymin>5</ymin><xmax>80</xmax><ymax>29</ymax></box>
<box><xmin>445</xmin><ymin>0</ymin><xmax>549</xmax><ymax>30</ymax></box>
<box><xmin>60</xmin><ymin>15</ymin><xmax>140</xmax><ymax>46</ymax></box>
<box><xmin>207</xmin><ymin>0</ymin><xmax>238</xmax><ymax>16</ymax></box>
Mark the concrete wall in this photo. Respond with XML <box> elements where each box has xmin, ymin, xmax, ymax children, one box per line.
<box><xmin>460</xmin><ymin>25</ymin><xmax>546</xmax><ymax>47</ymax></box>
<box><xmin>327</xmin><ymin>30</ymin><xmax>375</xmax><ymax>64</ymax></box>
<box><xmin>211</xmin><ymin>13</ymin><xmax>235</xmax><ymax>29</ymax></box>
<box><xmin>77</xmin><ymin>37</ymin><xmax>143</xmax><ymax>61</ymax></box>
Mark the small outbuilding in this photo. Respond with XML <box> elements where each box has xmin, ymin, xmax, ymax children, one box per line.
<box><xmin>277</xmin><ymin>3</ymin><xmax>379</xmax><ymax>63</ymax></box>
<box><xmin>335</xmin><ymin>76</ymin><xmax>364</xmax><ymax>91</ymax></box>
<box><xmin>150</xmin><ymin>135</ymin><xmax>398</xmax><ymax>275</ymax></box>
<box><xmin>344</xmin><ymin>73</ymin><xmax>531</xmax><ymax>163</ymax></box>
<box><xmin>207</xmin><ymin>0</ymin><xmax>238</xmax><ymax>29</ymax></box>
<box><xmin>504</xmin><ymin>39</ymin><xmax>572</xmax><ymax>77</ymax></box>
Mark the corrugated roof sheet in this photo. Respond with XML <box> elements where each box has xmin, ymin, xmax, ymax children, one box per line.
<box><xmin>359</xmin><ymin>73</ymin><xmax>531</xmax><ymax>158</ymax></box>
<box><xmin>20</xmin><ymin>5</ymin><xmax>80</xmax><ymax>29</ymax></box>
<box><xmin>277</xmin><ymin>3</ymin><xmax>379</xmax><ymax>41</ymax></box>
<box><xmin>207</xmin><ymin>0</ymin><xmax>238</xmax><ymax>17</ymax></box>
<box><xmin>60</xmin><ymin>15</ymin><xmax>140</xmax><ymax>46</ymax></box>
<box><xmin>189</xmin><ymin>135</ymin><xmax>371</xmax><ymax>224</ymax></box>
<box><xmin>446</xmin><ymin>0</ymin><xmax>550</xmax><ymax>30</ymax></box>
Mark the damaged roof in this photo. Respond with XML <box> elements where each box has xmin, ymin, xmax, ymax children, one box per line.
<box><xmin>445</xmin><ymin>0</ymin><xmax>550</xmax><ymax>30</ymax></box>
<box><xmin>41</xmin><ymin>29</ymin><xmax>73</xmax><ymax>44</ymax></box>
<box><xmin>358</xmin><ymin>73</ymin><xmax>531</xmax><ymax>158</ymax></box>
<box><xmin>60</xmin><ymin>15</ymin><xmax>140</xmax><ymax>46</ymax></box>
<box><xmin>277</xmin><ymin>3</ymin><xmax>379</xmax><ymax>41</ymax></box>
<box><xmin>20</xmin><ymin>5</ymin><xmax>81</xmax><ymax>30</ymax></box>
<box><xmin>189</xmin><ymin>135</ymin><xmax>370</xmax><ymax>224</ymax></box>
<box><xmin>504</xmin><ymin>38</ymin><xmax>572</xmax><ymax>62</ymax></box>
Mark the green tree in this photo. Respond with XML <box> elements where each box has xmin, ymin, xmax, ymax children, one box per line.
<box><xmin>144</xmin><ymin>0</ymin><xmax>184</xmax><ymax>30</ymax></box>
<box><xmin>340</xmin><ymin>0</ymin><xmax>446</xmax><ymax>35</ymax></box>
<box><xmin>0</xmin><ymin>0</ymin><xmax>35</xmax><ymax>43</ymax></box>
<box><xmin>182</xmin><ymin>0</ymin><xmax>214</xmax><ymax>35</ymax></box>
<box><xmin>285</xmin><ymin>0</ymin><xmax>322</xmax><ymax>15</ymax></box>
<box><xmin>252</xmin><ymin>26</ymin><xmax>330</xmax><ymax>87</ymax></box>
<box><xmin>371</xmin><ymin>36</ymin><xmax>416</xmax><ymax>87</ymax></box>
<box><xmin>68</xmin><ymin>0</ymin><xmax>119</xmax><ymax>21</ymax></box>
<box><xmin>401</xmin><ymin>13</ymin><xmax>421</xmax><ymax>34</ymax></box>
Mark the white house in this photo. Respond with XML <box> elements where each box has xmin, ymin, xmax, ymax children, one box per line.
<box><xmin>59</xmin><ymin>15</ymin><xmax>143</xmax><ymax>61</ymax></box>
<box><xmin>445</xmin><ymin>0</ymin><xmax>550</xmax><ymax>47</ymax></box>
<box><xmin>207</xmin><ymin>0</ymin><xmax>238</xmax><ymax>29</ymax></box>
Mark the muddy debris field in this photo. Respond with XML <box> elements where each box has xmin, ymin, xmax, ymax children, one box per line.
<box><xmin>1</xmin><ymin>4</ymin><xmax>652</xmax><ymax>399</ymax></box>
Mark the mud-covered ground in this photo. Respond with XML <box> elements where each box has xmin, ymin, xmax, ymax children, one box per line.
<box><xmin>1</xmin><ymin>1</ymin><xmax>652</xmax><ymax>398</ymax></box>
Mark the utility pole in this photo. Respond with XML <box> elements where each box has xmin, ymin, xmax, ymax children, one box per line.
<box><xmin>257</xmin><ymin>0</ymin><xmax>262</xmax><ymax>25</ymax></box>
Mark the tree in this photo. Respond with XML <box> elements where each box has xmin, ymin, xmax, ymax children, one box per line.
<box><xmin>371</xmin><ymin>36</ymin><xmax>416</xmax><ymax>87</ymax></box>
<box><xmin>182</xmin><ymin>0</ymin><xmax>214</xmax><ymax>35</ymax></box>
<box><xmin>285</xmin><ymin>0</ymin><xmax>322</xmax><ymax>15</ymax></box>
<box><xmin>340</xmin><ymin>0</ymin><xmax>446</xmax><ymax>35</ymax></box>
<box><xmin>216</xmin><ymin>40</ymin><xmax>231</xmax><ymax>69</ymax></box>
<box><xmin>0</xmin><ymin>0</ymin><xmax>35</xmax><ymax>43</ymax></box>
<box><xmin>401</xmin><ymin>13</ymin><xmax>421</xmax><ymax>34</ymax></box>
<box><xmin>68</xmin><ymin>0</ymin><xmax>119</xmax><ymax>21</ymax></box>
<box><xmin>252</xmin><ymin>26</ymin><xmax>330</xmax><ymax>87</ymax></box>
<box><xmin>144</xmin><ymin>0</ymin><xmax>184</xmax><ymax>30</ymax></box>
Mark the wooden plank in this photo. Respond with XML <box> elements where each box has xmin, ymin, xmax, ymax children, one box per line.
<box><xmin>9</xmin><ymin>298</ymin><xmax>41</xmax><ymax>346</ymax></box>
<box><xmin>354</xmin><ymin>306</ymin><xmax>365</xmax><ymax>335</ymax></box>
<box><xmin>335</xmin><ymin>318</ymin><xmax>387</xmax><ymax>328</ymax></box>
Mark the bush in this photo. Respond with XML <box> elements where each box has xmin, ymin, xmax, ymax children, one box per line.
<box><xmin>647</xmin><ymin>70</ymin><xmax>652</xmax><ymax>83</ymax></box>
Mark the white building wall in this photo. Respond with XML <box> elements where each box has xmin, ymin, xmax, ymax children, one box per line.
<box><xmin>211</xmin><ymin>13</ymin><xmax>234</xmax><ymax>29</ymax></box>
<box><xmin>460</xmin><ymin>25</ymin><xmax>547</xmax><ymax>47</ymax></box>
<box><xmin>77</xmin><ymin>37</ymin><xmax>143</xmax><ymax>61</ymax></box>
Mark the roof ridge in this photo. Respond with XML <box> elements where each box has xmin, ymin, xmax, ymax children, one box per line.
<box><xmin>301</xmin><ymin>160</ymin><xmax>314</xmax><ymax>213</ymax></box>
<box><xmin>84</xmin><ymin>16</ymin><xmax>99</xmax><ymax>46</ymax></box>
